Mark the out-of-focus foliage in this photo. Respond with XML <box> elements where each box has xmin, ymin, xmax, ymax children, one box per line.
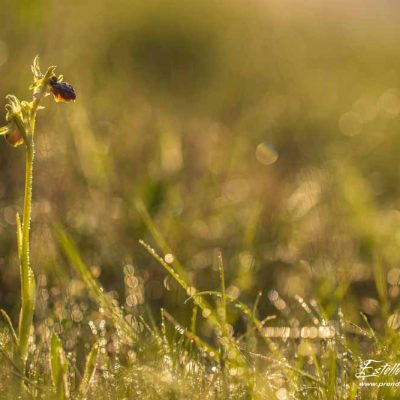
<box><xmin>1</xmin><ymin>0</ymin><xmax>400</xmax><ymax>355</ymax></box>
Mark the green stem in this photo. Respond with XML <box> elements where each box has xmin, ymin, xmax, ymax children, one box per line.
<box><xmin>18</xmin><ymin>139</ymin><xmax>36</xmax><ymax>371</ymax></box>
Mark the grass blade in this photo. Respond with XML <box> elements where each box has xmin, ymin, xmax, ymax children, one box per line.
<box><xmin>54</xmin><ymin>224</ymin><xmax>135</xmax><ymax>344</ymax></box>
<box><xmin>139</xmin><ymin>240</ymin><xmax>247</xmax><ymax>365</ymax></box>
<box><xmin>0</xmin><ymin>309</ymin><xmax>18</xmax><ymax>346</ymax></box>
<box><xmin>50</xmin><ymin>333</ymin><xmax>70</xmax><ymax>400</ymax></box>
<box><xmin>135</xmin><ymin>200</ymin><xmax>188</xmax><ymax>280</ymax></box>
<box><xmin>78</xmin><ymin>342</ymin><xmax>99</xmax><ymax>397</ymax></box>
<box><xmin>15</xmin><ymin>213</ymin><xmax>22</xmax><ymax>259</ymax></box>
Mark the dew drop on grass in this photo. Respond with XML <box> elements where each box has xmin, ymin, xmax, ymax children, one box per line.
<box><xmin>99</xmin><ymin>319</ymin><xmax>106</xmax><ymax>330</ymax></box>
<box><xmin>164</xmin><ymin>253</ymin><xmax>174</xmax><ymax>264</ymax></box>
<box><xmin>88</xmin><ymin>320</ymin><xmax>98</xmax><ymax>335</ymax></box>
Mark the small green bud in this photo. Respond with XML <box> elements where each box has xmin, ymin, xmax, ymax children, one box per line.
<box><xmin>2</xmin><ymin>95</ymin><xmax>27</xmax><ymax>147</ymax></box>
<box><xmin>30</xmin><ymin>56</ymin><xmax>56</xmax><ymax>101</ymax></box>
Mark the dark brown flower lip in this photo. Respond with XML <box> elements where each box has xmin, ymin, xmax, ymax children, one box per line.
<box><xmin>5</xmin><ymin>127</ymin><xmax>24</xmax><ymax>147</ymax></box>
<box><xmin>49</xmin><ymin>76</ymin><xmax>76</xmax><ymax>103</ymax></box>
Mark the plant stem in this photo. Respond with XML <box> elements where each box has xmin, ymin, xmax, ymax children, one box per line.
<box><xmin>18</xmin><ymin>139</ymin><xmax>36</xmax><ymax>371</ymax></box>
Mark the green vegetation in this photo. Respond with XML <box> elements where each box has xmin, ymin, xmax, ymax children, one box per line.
<box><xmin>0</xmin><ymin>1</ymin><xmax>400</xmax><ymax>398</ymax></box>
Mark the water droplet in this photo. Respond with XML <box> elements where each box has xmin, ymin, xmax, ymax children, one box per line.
<box><xmin>164</xmin><ymin>253</ymin><xmax>174</xmax><ymax>264</ymax></box>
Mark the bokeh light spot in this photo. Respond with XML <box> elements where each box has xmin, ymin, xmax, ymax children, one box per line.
<box><xmin>388</xmin><ymin>313</ymin><xmax>400</xmax><ymax>330</ymax></box>
<box><xmin>276</xmin><ymin>387</ymin><xmax>288</xmax><ymax>400</ymax></box>
<box><xmin>338</xmin><ymin>112</ymin><xmax>362</xmax><ymax>136</ymax></box>
<box><xmin>378</xmin><ymin>89</ymin><xmax>400</xmax><ymax>117</ymax></box>
<box><xmin>256</xmin><ymin>142</ymin><xmax>278</xmax><ymax>165</ymax></box>
<box><xmin>387</xmin><ymin>268</ymin><xmax>400</xmax><ymax>285</ymax></box>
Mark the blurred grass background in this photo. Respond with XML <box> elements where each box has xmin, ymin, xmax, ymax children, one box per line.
<box><xmin>1</xmin><ymin>0</ymin><xmax>400</xmax><ymax>336</ymax></box>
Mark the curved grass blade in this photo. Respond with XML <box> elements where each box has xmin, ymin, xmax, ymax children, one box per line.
<box><xmin>0</xmin><ymin>309</ymin><xmax>18</xmax><ymax>346</ymax></box>
<box><xmin>163</xmin><ymin>309</ymin><xmax>219</xmax><ymax>361</ymax></box>
<box><xmin>50</xmin><ymin>333</ymin><xmax>70</xmax><ymax>400</ymax></box>
<box><xmin>135</xmin><ymin>200</ymin><xmax>188</xmax><ymax>280</ymax></box>
<box><xmin>78</xmin><ymin>342</ymin><xmax>99</xmax><ymax>398</ymax></box>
